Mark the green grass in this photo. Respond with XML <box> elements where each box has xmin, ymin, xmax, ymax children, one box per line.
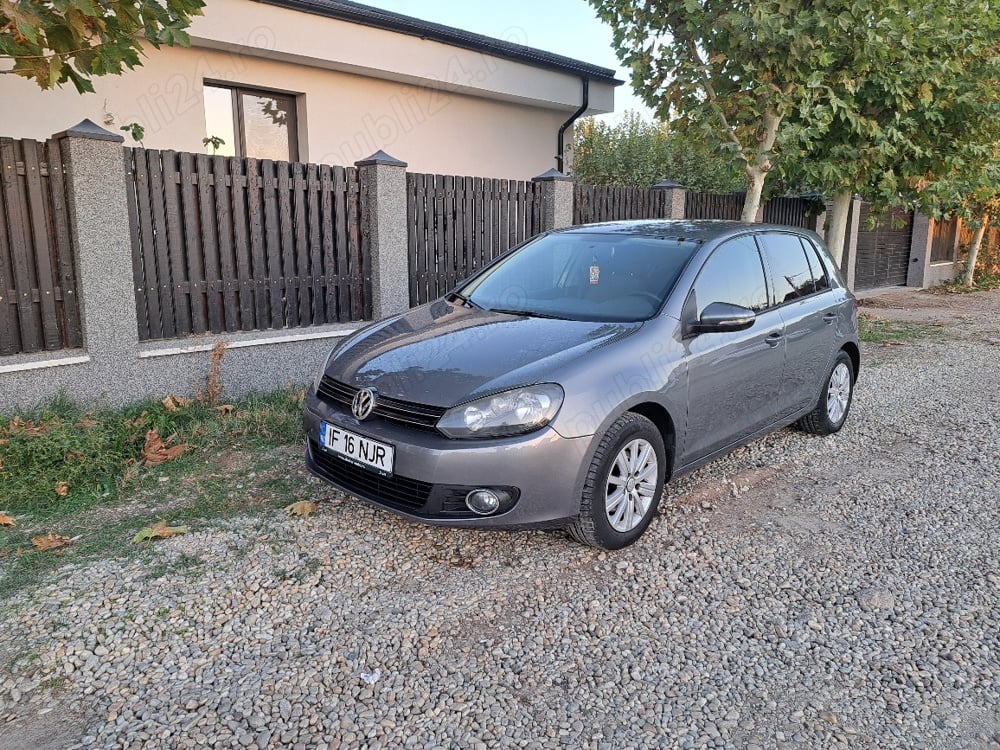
<box><xmin>858</xmin><ymin>314</ymin><xmax>941</xmax><ymax>344</ymax></box>
<box><xmin>0</xmin><ymin>390</ymin><xmax>308</xmax><ymax>598</ymax></box>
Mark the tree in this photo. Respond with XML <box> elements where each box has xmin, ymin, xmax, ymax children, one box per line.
<box><xmin>918</xmin><ymin>160</ymin><xmax>1000</xmax><ymax>287</ymax></box>
<box><xmin>590</xmin><ymin>0</ymin><xmax>844</xmax><ymax>222</ymax></box>
<box><xmin>590</xmin><ymin>0</ymin><xmax>1000</xmax><ymax>240</ymax></box>
<box><xmin>570</xmin><ymin>111</ymin><xmax>743</xmax><ymax>192</ymax></box>
<box><xmin>775</xmin><ymin>0</ymin><xmax>1000</xmax><ymax>264</ymax></box>
<box><xmin>1</xmin><ymin>0</ymin><xmax>205</xmax><ymax>93</ymax></box>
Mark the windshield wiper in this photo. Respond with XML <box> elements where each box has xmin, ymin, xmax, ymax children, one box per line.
<box><xmin>449</xmin><ymin>292</ymin><xmax>482</xmax><ymax>309</ymax></box>
<box><xmin>488</xmin><ymin>307</ymin><xmax>568</xmax><ymax>320</ymax></box>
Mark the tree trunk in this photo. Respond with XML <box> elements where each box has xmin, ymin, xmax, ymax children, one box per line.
<box><xmin>825</xmin><ymin>190</ymin><xmax>853</xmax><ymax>267</ymax></box>
<box><xmin>739</xmin><ymin>109</ymin><xmax>781</xmax><ymax>223</ymax></box>
<box><xmin>963</xmin><ymin>214</ymin><xmax>989</xmax><ymax>287</ymax></box>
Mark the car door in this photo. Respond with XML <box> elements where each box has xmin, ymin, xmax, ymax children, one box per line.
<box><xmin>680</xmin><ymin>235</ymin><xmax>786</xmax><ymax>464</ymax></box>
<box><xmin>757</xmin><ymin>232</ymin><xmax>838</xmax><ymax>416</ymax></box>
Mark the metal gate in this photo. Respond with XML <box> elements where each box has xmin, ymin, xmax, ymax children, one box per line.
<box><xmin>854</xmin><ymin>203</ymin><xmax>913</xmax><ymax>289</ymax></box>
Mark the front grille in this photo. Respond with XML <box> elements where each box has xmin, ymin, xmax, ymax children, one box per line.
<box><xmin>308</xmin><ymin>441</ymin><xmax>519</xmax><ymax>520</ymax></box>
<box><xmin>316</xmin><ymin>376</ymin><xmax>447</xmax><ymax>431</ymax></box>
<box><xmin>309</xmin><ymin>440</ymin><xmax>431</xmax><ymax>510</ymax></box>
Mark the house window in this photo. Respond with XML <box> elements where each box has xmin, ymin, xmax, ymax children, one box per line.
<box><xmin>203</xmin><ymin>83</ymin><xmax>299</xmax><ymax>161</ymax></box>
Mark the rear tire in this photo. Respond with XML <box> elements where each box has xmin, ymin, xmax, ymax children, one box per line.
<box><xmin>568</xmin><ymin>412</ymin><xmax>666</xmax><ymax>550</ymax></box>
<box><xmin>797</xmin><ymin>351</ymin><xmax>854</xmax><ymax>435</ymax></box>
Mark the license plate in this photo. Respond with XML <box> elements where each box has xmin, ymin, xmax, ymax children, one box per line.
<box><xmin>319</xmin><ymin>422</ymin><xmax>394</xmax><ymax>477</ymax></box>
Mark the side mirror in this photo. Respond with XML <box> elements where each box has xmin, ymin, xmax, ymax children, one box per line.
<box><xmin>691</xmin><ymin>301</ymin><xmax>756</xmax><ymax>334</ymax></box>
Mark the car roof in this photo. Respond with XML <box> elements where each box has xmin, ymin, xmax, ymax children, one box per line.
<box><xmin>555</xmin><ymin>220</ymin><xmax>812</xmax><ymax>243</ymax></box>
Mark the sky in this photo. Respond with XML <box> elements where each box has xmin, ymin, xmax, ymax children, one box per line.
<box><xmin>363</xmin><ymin>0</ymin><xmax>655</xmax><ymax>121</ymax></box>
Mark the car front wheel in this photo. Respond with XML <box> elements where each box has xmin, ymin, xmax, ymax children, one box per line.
<box><xmin>568</xmin><ymin>412</ymin><xmax>666</xmax><ymax>550</ymax></box>
<box><xmin>797</xmin><ymin>351</ymin><xmax>855</xmax><ymax>435</ymax></box>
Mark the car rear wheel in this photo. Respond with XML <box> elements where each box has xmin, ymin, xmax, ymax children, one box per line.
<box><xmin>568</xmin><ymin>412</ymin><xmax>666</xmax><ymax>549</ymax></box>
<box><xmin>797</xmin><ymin>351</ymin><xmax>855</xmax><ymax>435</ymax></box>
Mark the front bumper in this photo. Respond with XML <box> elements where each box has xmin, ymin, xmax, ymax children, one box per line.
<box><xmin>303</xmin><ymin>390</ymin><xmax>592</xmax><ymax>529</ymax></box>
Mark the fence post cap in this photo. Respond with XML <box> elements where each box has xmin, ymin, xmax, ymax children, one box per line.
<box><xmin>532</xmin><ymin>168</ymin><xmax>571</xmax><ymax>182</ymax></box>
<box><xmin>52</xmin><ymin>118</ymin><xmax>125</xmax><ymax>143</ymax></box>
<box><xmin>651</xmin><ymin>179</ymin><xmax>684</xmax><ymax>189</ymax></box>
<box><xmin>355</xmin><ymin>150</ymin><xmax>407</xmax><ymax>168</ymax></box>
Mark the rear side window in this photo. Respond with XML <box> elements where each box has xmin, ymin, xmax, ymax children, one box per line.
<box><xmin>800</xmin><ymin>238</ymin><xmax>831</xmax><ymax>291</ymax></box>
<box><xmin>757</xmin><ymin>232</ymin><xmax>817</xmax><ymax>303</ymax></box>
<box><xmin>691</xmin><ymin>236</ymin><xmax>769</xmax><ymax>316</ymax></box>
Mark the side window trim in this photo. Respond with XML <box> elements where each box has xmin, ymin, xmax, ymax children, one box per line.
<box><xmin>800</xmin><ymin>237</ymin><xmax>832</xmax><ymax>292</ymax></box>
<box><xmin>688</xmin><ymin>233</ymin><xmax>771</xmax><ymax>319</ymax></box>
<box><xmin>756</xmin><ymin>231</ymin><xmax>822</xmax><ymax>308</ymax></box>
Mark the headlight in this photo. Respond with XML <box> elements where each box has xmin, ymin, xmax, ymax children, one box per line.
<box><xmin>437</xmin><ymin>384</ymin><xmax>564</xmax><ymax>439</ymax></box>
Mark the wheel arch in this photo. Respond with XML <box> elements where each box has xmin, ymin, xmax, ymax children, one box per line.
<box><xmin>841</xmin><ymin>341</ymin><xmax>860</xmax><ymax>381</ymax></box>
<box><xmin>627</xmin><ymin>401</ymin><xmax>677</xmax><ymax>480</ymax></box>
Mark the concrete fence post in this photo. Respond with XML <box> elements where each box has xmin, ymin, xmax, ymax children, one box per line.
<box><xmin>907</xmin><ymin>212</ymin><xmax>934</xmax><ymax>288</ymax></box>
<box><xmin>53</xmin><ymin>119</ymin><xmax>140</xmax><ymax>363</ymax></box>
<box><xmin>651</xmin><ymin>179</ymin><xmax>686</xmax><ymax>219</ymax></box>
<box><xmin>841</xmin><ymin>195</ymin><xmax>863</xmax><ymax>290</ymax></box>
<box><xmin>356</xmin><ymin>150</ymin><xmax>409</xmax><ymax>320</ymax></box>
<box><xmin>532</xmin><ymin>168</ymin><xmax>574</xmax><ymax>230</ymax></box>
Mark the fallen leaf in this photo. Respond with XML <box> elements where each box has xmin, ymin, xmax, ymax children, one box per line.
<box><xmin>55</xmin><ymin>482</ymin><xmax>69</xmax><ymax>497</ymax></box>
<box><xmin>8</xmin><ymin>417</ymin><xmax>47</xmax><ymax>437</ymax></box>
<box><xmin>75</xmin><ymin>412</ymin><xmax>98</xmax><ymax>429</ymax></box>
<box><xmin>216</xmin><ymin>404</ymin><xmax>235</xmax><ymax>416</ymax></box>
<box><xmin>0</xmin><ymin>546</ymin><xmax>25</xmax><ymax>559</ymax></box>
<box><xmin>65</xmin><ymin>450</ymin><xmax>85</xmax><ymax>463</ymax></box>
<box><xmin>285</xmin><ymin>500</ymin><xmax>318</xmax><ymax>517</ymax></box>
<box><xmin>133</xmin><ymin>520</ymin><xmax>190</xmax><ymax>543</ymax></box>
<box><xmin>0</xmin><ymin>512</ymin><xmax>15</xmax><ymax>527</ymax></box>
<box><xmin>141</xmin><ymin>429</ymin><xmax>187</xmax><ymax>466</ymax></box>
<box><xmin>125</xmin><ymin>411</ymin><xmax>148</xmax><ymax>428</ymax></box>
<box><xmin>162</xmin><ymin>395</ymin><xmax>193</xmax><ymax>412</ymax></box>
<box><xmin>31</xmin><ymin>533</ymin><xmax>73</xmax><ymax>552</ymax></box>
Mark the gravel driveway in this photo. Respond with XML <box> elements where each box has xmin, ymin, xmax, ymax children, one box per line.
<box><xmin>2</xmin><ymin>289</ymin><xmax>998</xmax><ymax>750</ymax></box>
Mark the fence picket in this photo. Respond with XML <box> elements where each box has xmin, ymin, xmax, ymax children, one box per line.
<box><xmin>1</xmin><ymin>139</ymin><xmax>43</xmax><ymax>352</ymax></box>
<box><xmin>211</xmin><ymin>155</ymin><xmax>241</xmax><ymax>332</ymax></box>
<box><xmin>124</xmin><ymin>149</ymin><xmax>151</xmax><ymax>342</ymax></box>
<box><xmin>195</xmin><ymin>153</ymin><xmax>223</xmax><ymax>333</ymax></box>
<box><xmin>46</xmin><ymin>140</ymin><xmax>82</xmax><ymax>348</ymax></box>
<box><xmin>178</xmin><ymin>152</ymin><xmax>207</xmax><ymax>334</ymax></box>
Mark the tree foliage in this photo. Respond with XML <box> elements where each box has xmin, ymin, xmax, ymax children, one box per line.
<box><xmin>590</xmin><ymin>0</ymin><xmax>846</xmax><ymax>220</ymax></box>
<box><xmin>570</xmin><ymin>111</ymin><xmax>743</xmax><ymax>192</ymax></box>
<box><xmin>590</xmin><ymin>0</ymin><xmax>1000</xmax><ymax>233</ymax></box>
<box><xmin>0</xmin><ymin>0</ymin><xmax>205</xmax><ymax>93</ymax></box>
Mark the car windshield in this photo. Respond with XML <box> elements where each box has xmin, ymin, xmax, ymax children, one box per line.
<box><xmin>460</xmin><ymin>232</ymin><xmax>701</xmax><ymax>322</ymax></box>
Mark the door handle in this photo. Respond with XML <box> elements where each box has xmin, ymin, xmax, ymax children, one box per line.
<box><xmin>765</xmin><ymin>332</ymin><xmax>783</xmax><ymax>347</ymax></box>
<box><xmin>823</xmin><ymin>312</ymin><xmax>837</xmax><ymax>325</ymax></box>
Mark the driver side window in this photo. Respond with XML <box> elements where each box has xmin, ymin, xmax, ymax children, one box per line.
<box><xmin>691</xmin><ymin>236</ymin><xmax>769</xmax><ymax>317</ymax></box>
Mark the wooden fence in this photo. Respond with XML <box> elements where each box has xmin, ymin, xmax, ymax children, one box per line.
<box><xmin>573</xmin><ymin>185</ymin><xmax>677</xmax><ymax>224</ymax></box>
<box><xmin>931</xmin><ymin>217</ymin><xmax>960</xmax><ymax>262</ymax></box>
<box><xmin>124</xmin><ymin>148</ymin><xmax>369</xmax><ymax>341</ymax></box>
<box><xmin>761</xmin><ymin>197</ymin><xmax>814</xmax><ymax>228</ymax></box>
<box><xmin>407</xmin><ymin>173</ymin><xmax>541</xmax><ymax>305</ymax></box>
<box><xmin>854</xmin><ymin>204</ymin><xmax>914</xmax><ymax>289</ymax></box>
<box><xmin>684</xmin><ymin>191</ymin><xmax>745</xmax><ymax>220</ymax></box>
<box><xmin>0</xmin><ymin>138</ymin><xmax>82</xmax><ymax>356</ymax></box>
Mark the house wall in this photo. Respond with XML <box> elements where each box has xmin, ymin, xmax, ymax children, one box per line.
<box><xmin>1</xmin><ymin>0</ymin><xmax>614</xmax><ymax>179</ymax></box>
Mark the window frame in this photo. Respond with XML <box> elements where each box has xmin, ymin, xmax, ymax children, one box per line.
<box><xmin>754</xmin><ymin>231</ymin><xmax>825</xmax><ymax>309</ymax></box>
<box><xmin>688</xmin><ymin>233</ymin><xmax>772</xmax><ymax>319</ymax></box>
<box><xmin>204</xmin><ymin>81</ymin><xmax>300</xmax><ymax>162</ymax></box>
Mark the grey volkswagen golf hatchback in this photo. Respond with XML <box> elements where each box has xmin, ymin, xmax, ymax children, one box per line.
<box><xmin>304</xmin><ymin>221</ymin><xmax>860</xmax><ymax>549</ymax></box>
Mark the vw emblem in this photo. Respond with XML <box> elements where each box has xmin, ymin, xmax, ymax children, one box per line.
<box><xmin>351</xmin><ymin>387</ymin><xmax>377</xmax><ymax>420</ymax></box>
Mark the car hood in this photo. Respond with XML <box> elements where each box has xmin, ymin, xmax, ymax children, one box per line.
<box><xmin>327</xmin><ymin>299</ymin><xmax>641</xmax><ymax>407</ymax></box>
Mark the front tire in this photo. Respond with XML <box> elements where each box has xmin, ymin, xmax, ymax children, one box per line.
<box><xmin>568</xmin><ymin>412</ymin><xmax>666</xmax><ymax>550</ymax></box>
<box><xmin>797</xmin><ymin>351</ymin><xmax>855</xmax><ymax>435</ymax></box>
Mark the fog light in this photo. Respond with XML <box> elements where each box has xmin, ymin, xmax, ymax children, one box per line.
<box><xmin>466</xmin><ymin>488</ymin><xmax>502</xmax><ymax>515</ymax></box>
